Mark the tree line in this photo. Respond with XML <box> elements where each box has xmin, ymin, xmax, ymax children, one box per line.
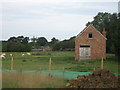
<box><xmin>1</xmin><ymin>36</ymin><xmax>75</xmax><ymax>52</ymax></box>
<box><xmin>86</xmin><ymin>12</ymin><xmax>120</xmax><ymax>57</ymax></box>
<box><xmin>1</xmin><ymin>12</ymin><xmax>119</xmax><ymax>58</ymax></box>
<box><xmin>2</xmin><ymin>36</ymin><xmax>31</xmax><ymax>52</ymax></box>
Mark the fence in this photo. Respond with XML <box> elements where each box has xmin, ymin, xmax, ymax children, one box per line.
<box><xmin>2</xmin><ymin>69</ymin><xmax>120</xmax><ymax>80</ymax></box>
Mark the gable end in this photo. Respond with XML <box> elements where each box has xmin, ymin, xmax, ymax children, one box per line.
<box><xmin>75</xmin><ymin>24</ymin><xmax>107</xmax><ymax>40</ymax></box>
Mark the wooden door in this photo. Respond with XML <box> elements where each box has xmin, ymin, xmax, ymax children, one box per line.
<box><xmin>79</xmin><ymin>46</ymin><xmax>90</xmax><ymax>59</ymax></box>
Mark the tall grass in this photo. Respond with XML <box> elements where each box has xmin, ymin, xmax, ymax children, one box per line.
<box><xmin>2</xmin><ymin>72</ymin><xmax>65</xmax><ymax>88</ymax></box>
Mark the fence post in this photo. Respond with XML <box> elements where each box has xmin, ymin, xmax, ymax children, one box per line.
<box><xmin>49</xmin><ymin>57</ymin><xmax>52</xmax><ymax>70</ymax></box>
<box><xmin>10</xmin><ymin>55</ymin><xmax>14</xmax><ymax>70</ymax></box>
<box><xmin>62</xmin><ymin>67</ymin><xmax>64</xmax><ymax>80</ymax></box>
<box><xmin>101</xmin><ymin>57</ymin><xmax>104</xmax><ymax>70</ymax></box>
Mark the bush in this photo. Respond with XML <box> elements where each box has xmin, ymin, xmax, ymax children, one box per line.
<box><xmin>2</xmin><ymin>42</ymin><xmax>31</xmax><ymax>52</ymax></box>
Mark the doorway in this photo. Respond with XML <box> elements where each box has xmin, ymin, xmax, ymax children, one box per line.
<box><xmin>79</xmin><ymin>45</ymin><xmax>91</xmax><ymax>59</ymax></box>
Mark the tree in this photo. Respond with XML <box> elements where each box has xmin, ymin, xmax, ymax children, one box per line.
<box><xmin>22</xmin><ymin>37</ymin><xmax>29</xmax><ymax>44</ymax></box>
<box><xmin>52</xmin><ymin>42</ymin><xmax>61</xmax><ymax>51</ymax></box>
<box><xmin>17</xmin><ymin>36</ymin><xmax>24</xmax><ymax>43</ymax></box>
<box><xmin>36</xmin><ymin>37</ymin><xmax>48</xmax><ymax>46</ymax></box>
<box><xmin>31</xmin><ymin>36</ymin><xmax>37</xmax><ymax>47</ymax></box>
<box><xmin>1</xmin><ymin>41</ymin><xmax>7</xmax><ymax>52</ymax></box>
<box><xmin>86</xmin><ymin>12</ymin><xmax>119</xmax><ymax>57</ymax></box>
<box><xmin>2</xmin><ymin>36</ymin><xmax>32</xmax><ymax>52</ymax></box>
<box><xmin>86</xmin><ymin>12</ymin><xmax>111</xmax><ymax>32</ymax></box>
<box><xmin>52</xmin><ymin>36</ymin><xmax>75</xmax><ymax>51</ymax></box>
<box><xmin>8</xmin><ymin>36</ymin><xmax>29</xmax><ymax>44</ymax></box>
<box><xmin>6</xmin><ymin>42</ymin><xmax>31</xmax><ymax>52</ymax></box>
<box><xmin>114</xmin><ymin>13</ymin><xmax>120</xmax><ymax>58</ymax></box>
<box><xmin>8</xmin><ymin>37</ymin><xmax>17</xmax><ymax>42</ymax></box>
<box><xmin>49</xmin><ymin>37</ymin><xmax>59</xmax><ymax>46</ymax></box>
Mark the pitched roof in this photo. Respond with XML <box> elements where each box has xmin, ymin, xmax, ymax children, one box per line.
<box><xmin>75</xmin><ymin>24</ymin><xmax>107</xmax><ymax>40</ymax></box>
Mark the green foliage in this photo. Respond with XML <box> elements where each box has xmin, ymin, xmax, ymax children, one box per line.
<box><xmin>29</xmin><ymin>36</ymin><xmax>75</xmax><ymax>51</ymax></box>
<box><xmin>4</xmin><ymin>42</ymin><xmax>31</xmax><ymax>52</ymax></box>
<box><xmin>86</xmin><ymin>12</ymin><xmax>111</xmax><ymax>32</ymax></box>
<box><xmin>115</xmin><ymin>13</ymin><xmax>120</xmax><ymax>57</ymax></box>
<box><xmin>8</xmin><ymin>36</ymin><xmax>29</xmax><ymax>44</ymax></box>
<box><xmin>49</xmin><ymin>37</ymin><xmax>59</xmax><ymax>46</ymax></box>
<box><xmin>36</xmin><ymin>37</ymin><xmax>48</xmax><ymax>46</ymax></box>
<box><xmin>52</xmin><ymin>36</ymin><xmax>75</xmax><ymax>51</ymax></box>
<box><xmin>2</xmin><ymin>36</ymin><xmax>31</xmax><ymax>52</ymax></box>
<box><xmin>52</xmin><ymin>42</ymin><xmax>62</xmax><ymax>51</ymax></box>
<box><xmin>2</xmin><ymin>41</ymin><xmax>7</xmax><ymax>52</ymax></box>
<box><xmin>86</xmin><ymin>12</ymin><xmax>119</xmax><ymax>57</ymax></box>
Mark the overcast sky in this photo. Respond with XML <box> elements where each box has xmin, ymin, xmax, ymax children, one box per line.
<box><xmin>0</xmin><ymin>0</ymin><xmax>119</xmax><ymax>41</ymax></box>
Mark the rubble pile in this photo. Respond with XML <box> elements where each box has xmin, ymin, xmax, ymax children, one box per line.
<box><xmin>66</xmin><ymin>69</ymin><xmax>120</xmax><ymax>88</ymax></box>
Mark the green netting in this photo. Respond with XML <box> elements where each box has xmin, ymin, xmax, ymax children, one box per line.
<box><xmin>114</xmin><ymin>73</ymin><xmax>120</xmax><ymax>76</ymax></box>
<box><xmin>2</xmin><ymin>69</ymin><xmax>119</xmax><ymax>80</ymax></box>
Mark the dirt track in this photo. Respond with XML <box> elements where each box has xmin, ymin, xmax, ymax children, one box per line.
<box><xmin>65</xmin><ymin>69</ymin><xmax>120</xmax><ymax>88</ymax></box>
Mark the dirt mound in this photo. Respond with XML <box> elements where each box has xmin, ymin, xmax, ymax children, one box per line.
<box><xmin>66</xmin><ymin>69</ymin><xmax>120</xmax><ymax>88</ymax></box>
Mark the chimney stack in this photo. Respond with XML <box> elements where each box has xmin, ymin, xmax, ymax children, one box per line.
<box><xmin>102</xmin><ymin>28</ymin><xmax>106</xmax><ymax>37</ymax></box>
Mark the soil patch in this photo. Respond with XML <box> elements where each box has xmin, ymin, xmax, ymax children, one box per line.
<box><xmin>65</xmin><ymin>69</ymin><xmax>120</xmax><ymax>88</ymax></box>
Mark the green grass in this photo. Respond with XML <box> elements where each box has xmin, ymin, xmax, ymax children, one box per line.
<box><xmin>2</xmin><ymin>51</ymin><xmax>118</xmax><ymax>73</ymax></box>
<box><xmin>2</xmin><ymin>51</ymin><xmax>119</xmax><ymax>88</ymax></box>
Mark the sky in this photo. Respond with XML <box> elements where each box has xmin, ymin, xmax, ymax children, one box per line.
<box><xmin>0</xmin><ymin>0</ymin><xmax>119</xmax><ymax>41</ymax></box>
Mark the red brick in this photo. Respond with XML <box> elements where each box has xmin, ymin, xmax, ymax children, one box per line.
<box><xmin>75</xmin><ymin>24</ymin><xmax>106</xmax><ymax>60</ymax></box>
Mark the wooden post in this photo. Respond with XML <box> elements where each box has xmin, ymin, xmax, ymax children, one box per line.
<box><xmin>49</xmin><ymin>57</ymin><xmax>52</xmax><ymax>70</ymax></box>
<box><xmin>101</xmin><ymin>57</ymin><xmax>104</xmax><ymax>70</ymax></box>
<box><xmin>10</xmin><ymin>55</ymin><xmax>14</xmax><ymax>70</ymax></box>
<box><xmin>62</xmin><ymin>67</ymin><xmax>64</xmax><ymax>80</ymax></box>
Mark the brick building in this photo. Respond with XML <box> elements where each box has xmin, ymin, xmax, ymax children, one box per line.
<box><xmin>75</xmin><ymin>24</ymin><xmax>107</xmax><ymax>60</ymax></box>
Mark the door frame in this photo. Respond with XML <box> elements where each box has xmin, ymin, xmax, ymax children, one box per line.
<box><xmin>79</xmin><ymin>45</ymin><xmax>91</xmax><ymax>60</ymax></box>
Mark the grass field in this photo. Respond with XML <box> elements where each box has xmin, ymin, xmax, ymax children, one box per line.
<box><xmin>2</xmin><ymin>51</ymin><xmax>118</xmax><ymax>73</ymax></box>
<box><xmin>2</xmin><ymin>51</ymin><xmax>119</xmax><ymax>88</ymax></box>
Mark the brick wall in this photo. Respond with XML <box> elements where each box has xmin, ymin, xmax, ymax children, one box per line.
<box><xmin>75</xmin><ymin>25</ymin><xmax>106</xmax><ymax>60</ymax></box>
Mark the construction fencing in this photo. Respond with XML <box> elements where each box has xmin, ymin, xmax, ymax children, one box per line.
<box><xmin>2</xmin><ymin>69</ymin><xmax>120</xmax><ymax>80</ymax></box>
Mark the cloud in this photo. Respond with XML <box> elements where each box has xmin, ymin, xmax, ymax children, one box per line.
<box><xmin>2</xmin><ymin>12</ymin><xmax>94</xmax><ymax>41</ymax></box>
<box><xmin>2</xmin><ymin>1</ymin><xmax>117</xmax><ymax>20</ymax></box>
<box><xmin>1</xmin><ymin>0</ymin><xmax>119</xmax><ymax>40</ymax></box>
